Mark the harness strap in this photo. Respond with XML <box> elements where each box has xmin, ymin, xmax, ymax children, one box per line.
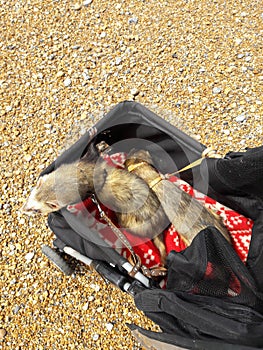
<box><xmin>127</xmin><ymin>161</ymin><xmax>147</xmax><ymax>172</ymax></box>
<box><xmin>149</xmin><ymin>175</ymin><xmax>163</xmax><ymax>189</ymax></box>
<box><xmin>91</xmin><ymin>195</ymin><xmax>141</xmax><ymax>277</ymax></box>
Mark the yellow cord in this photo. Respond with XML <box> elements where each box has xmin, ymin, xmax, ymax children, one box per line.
<box><xmin>167</xmin><ymin>147</ymin><xmax>221</xmax><ymax>177</ymax></box>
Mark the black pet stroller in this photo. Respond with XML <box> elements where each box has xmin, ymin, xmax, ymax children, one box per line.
<box><xmin>41</xmin><ymin>101</ymin><xmax>263</xmax><ymax>350</ymax></box>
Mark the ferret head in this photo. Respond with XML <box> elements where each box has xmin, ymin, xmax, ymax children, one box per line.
<box><xmin>125</xmin><ymin>149</ymin><xmax>153</xmax><ymax>168</ymax></box>
<box><xmin>21</xmin><ymin>175</ymin><xmax>63</xmax><ymax>215</ymax></box>
<box><xmin>21</xmin><ymin>161</ymin><xmax>95</xmax><ymax>215</ymax></box>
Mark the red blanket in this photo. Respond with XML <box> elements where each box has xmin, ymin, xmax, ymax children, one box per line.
<box><xmin>67</xmin><ymin>153</ymin><xmax>253</xmax><ymax>271</ymax></box>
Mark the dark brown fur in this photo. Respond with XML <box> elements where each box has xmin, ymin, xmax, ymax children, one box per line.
<box><xmin>125</xmin><ymin>149</ymin><xmax>231</xmax><ymax>245</ymax></box>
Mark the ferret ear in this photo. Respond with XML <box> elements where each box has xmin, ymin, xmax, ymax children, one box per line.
<box><xmin>81</xmin><ymin>142</ymin><xmax>100</xmax><ymax>162</ymax></box>
<box><xmin>127</xmin><ymin>148</ymin><xmax>137</xmax><ymax>157</ymax></box>
<box><xmin>46</xmin><ymin>200</ymin><xmax>60</xmax><ymax>211</ymax></box>
<box><xmin>36</xmin><ymin>176</ymin><xmax>46</xmax><ymax>189</ymax></box>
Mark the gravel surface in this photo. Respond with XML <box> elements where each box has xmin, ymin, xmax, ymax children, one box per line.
<box><xmin>1</xmin><ymin>0</ymin><xmax>262</xmax><ymax>349</ymax></box>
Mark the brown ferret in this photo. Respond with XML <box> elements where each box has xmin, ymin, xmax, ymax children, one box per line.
<box><xmin>124</xmin><ymin>149</ymin><xmax>231</xmax><ymax>245</ymax></box>
<box><xmin>21</xmin><ymin>152</ymin><xmax>169</xmax><ymax>263</ymax></box>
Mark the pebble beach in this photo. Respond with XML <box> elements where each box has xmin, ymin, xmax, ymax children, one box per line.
<box><xmin>1</xmin><ymin>0</ymin><xmax>262</xmax><ymax>349</ymax></box>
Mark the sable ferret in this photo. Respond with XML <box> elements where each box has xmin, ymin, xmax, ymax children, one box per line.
<box><xmin>21</xmin><ymin>148</ymin><xmax>169</xmax><ymax>263</ymax></box>
<box><xmin>125</xmin><ymin>149</ymin><xmax>231</xmax><ymax>245</ymax></box>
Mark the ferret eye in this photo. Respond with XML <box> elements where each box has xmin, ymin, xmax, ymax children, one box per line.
<box><xmin>47</xmin><ymin>203</ymin><xmax>58</xmax><ymax>210</ymax></box>
<box><xmin>33</xmin><ymin>209</ymin><xmax>40</xmax><ymax>213</ymax></box>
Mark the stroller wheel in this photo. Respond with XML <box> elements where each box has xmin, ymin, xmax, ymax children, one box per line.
<box><xmin>42</xmin><ymin>245</ymin><xmax>74</xmax><ymax>276</ymax></box>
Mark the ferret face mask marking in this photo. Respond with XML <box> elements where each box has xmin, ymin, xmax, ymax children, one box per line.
<box><xmin>21</xmin><ymin>175</ymin><xmax>61</xmax><ymax>215</ymax></box>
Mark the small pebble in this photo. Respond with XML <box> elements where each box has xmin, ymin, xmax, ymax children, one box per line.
<box><xmin>82</xmin><ymin>302</ymin><xmax>89</xmax><ymax>311</ymax></box>
<box><xmin>130</xmin><ymin>88</ymin><xmax>139</xmax><ymax>96</ymax></box>
<box><xmin>83</xmin><ymin>0</ymin><xmax>92</xmax><ymax>5</ymax></box>
<box><xmin>236</xmin><ymin>113</ymin><xmax>246</xmax><ymax>122</ymax></box>
<box><xmin>80</xmin><ymin>112</ymin><xmax>87</xmax><ymax>120</ymax></box>
<box><xmin>13</xmin><ymin>305</ymin><xmax>21</xmax><ymax>314</ymax></box>
<box><xmin>224</xmin><ymin>87</ymin><xmax>232</xmax><ymax>95</ymax></box>
<box><xmin>240</xmin><ymin>11</ymin><xmax>247</xmax><ymax>17</ymax></box>
<box><xmin>19</xmin><ymin>218</ymin><xmax>26</xmax><ymax>225</ymax></box>
<box><xmin>44</xmin><ymin>123</ymin><xmax>52</xmax><ymax>129</ymax></box>
<box><xmin>74</xmin><ymin>3</ymin><xmax>82</xmax><ymax>10</ymax></box>
<box><xmin>212</xmin><ymin>87</ymin><xmax>222</xmax><ymax>94</ymax></box>
<box><xmin>128</xmin><ymin>17</ymin><xmax>138</xmax><ymax>25</ymax></box>
<box><xmin>90</xmin><ymin>283</ymin><xmax>100</xmax><ymax>292</ymax></box>
<box><xmin>23</xmin><ymin>154</ymin><xmax>32</xmax><ymax>162</ymax></box>
<box><xmin>25</xmin><ymin>252</ymin><xmax>35</xmax><ymax>261</ymax></box>
<box><xmin>105</xmin><ymin>323</ymin><xmax>114</xmax><ymax>332</ymax></box>
<box><xmin>63</xmin><ymin>78</ymin><xmax>72</xmax><ymax>87</ymax></box>
<box><xmin>115</xmin><ymin>57</ymin><xmax>122</xmax><ymax>65</ymax></box>
<box><xmin>56</xmin><ymin>71</ymin><xmax>65</xmax><ymax>78</ymax></box>
<box><xmin>0</xmin><ymin>329</ymin><xmax>7</xmax><ymax>339</ymax></box>
<box><xmin>92</xmin><ymin>333</ymin><xmax>100</xmax><ymax>341</ymax></box>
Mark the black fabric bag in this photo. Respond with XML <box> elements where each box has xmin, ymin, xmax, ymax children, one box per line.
<box><xmin>132</xmin><ymin>144</ymin><xmax>263</xmax><ymax>349</ymax></box>
<box><xmin>44</xmin><ymin>101</ymin><xmax>263</xmax><ymax>349</ymax></box>
<box><xmin>134</xmin><ymin>230</ymin><xmax>263</xmax><ymax>349</ymax></box>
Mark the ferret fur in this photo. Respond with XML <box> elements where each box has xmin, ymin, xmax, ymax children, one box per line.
<box><xmin>22</xmin><ymin>153</ymin><xmax>169</xmax><ymax>262</ymax></box>
<box><xmin>125</xmin><ymin>149</ymin><xmax>231</xmax><ymax>245</ymax></box>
